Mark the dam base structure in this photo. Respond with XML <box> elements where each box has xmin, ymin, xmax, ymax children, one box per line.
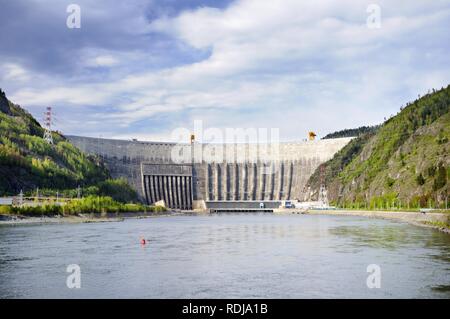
<box><xmin>67</xmin><ymin>136</ymin><xmax>351</xmax><ymax>210</ymax></box>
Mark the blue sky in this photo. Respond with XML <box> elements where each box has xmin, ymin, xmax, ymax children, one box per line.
<box><xmin>0</xmin><ymin>0</ymin><xmax>449</xmax><ymax>142</ymax></box>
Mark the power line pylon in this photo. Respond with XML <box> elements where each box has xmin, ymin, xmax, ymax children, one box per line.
<box><xmin>43</xmin><ymin>106</ymin><xmax>53</xmax><ymax>144</ymax></box>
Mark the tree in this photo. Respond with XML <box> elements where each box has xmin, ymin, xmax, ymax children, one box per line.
<box><xmin>433</xmin><ymin>163</ymin><xmax>447</xmax><ymax>190</ymax></box>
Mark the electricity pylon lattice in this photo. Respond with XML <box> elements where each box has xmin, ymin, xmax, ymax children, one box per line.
<box><xmin>43</xmin><ymin>106</ymin><xmax>53</xmax><ymax>144</ymax></box>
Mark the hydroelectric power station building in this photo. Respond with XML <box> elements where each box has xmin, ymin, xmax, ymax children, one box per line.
<box><xmin>68</xmin><ymin>136</ymin><xmax>352</xmax><ymax>211</ymax></box>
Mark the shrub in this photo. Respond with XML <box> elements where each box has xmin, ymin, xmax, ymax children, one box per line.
<box><xmin>427</xmin><ymin>165</ymin><xmax>436</xmax><ymax>177</ymax></box>
<box><xmin>385</xmin><ymin>177</ymin><xmax>395</xmax><ymax>187</ymax></box>
<box><xmin>0</xmin><ymin>205</ymin><xmax>11</xmax><ymax>214</ymax></box>
<box><xmin>416</xmin><ymin>173</ymin><xmax>425</xmax><ymax>186</ymax></box>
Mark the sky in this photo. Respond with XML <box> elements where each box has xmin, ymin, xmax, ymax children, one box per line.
<box><xmin>0</xmin><ymin>0</ymin><xmax>449</xmax><ymax>142</ymax></box>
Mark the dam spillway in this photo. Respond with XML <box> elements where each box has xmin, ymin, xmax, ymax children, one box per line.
<box><xmin>67</xmin><ymin>135</ymin><xmax>352</xmax><ymax>209</ymax></box>
<box><xmin>141</xmin><ymin>163</ymin><xmax>193</xmax><ymax>210</ymax></box>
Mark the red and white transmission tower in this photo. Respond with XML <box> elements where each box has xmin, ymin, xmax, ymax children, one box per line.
<box><xmin>43</xmin><ymin>106</ymin><xmax>53</xmax><ymax>144</ymax></box>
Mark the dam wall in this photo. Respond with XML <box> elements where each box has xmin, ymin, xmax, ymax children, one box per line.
<box><xmin>67</xmin><ymin>135</ymin><xmax>352</xmax><ymax>209</ymax></box>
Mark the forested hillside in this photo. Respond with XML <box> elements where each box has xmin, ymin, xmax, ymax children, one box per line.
<box><xmin>308</xmin><ymin>85</ymin><xmax>450</xmax><ymax>209</ymax></box>
<box><xmin>0</xmin><ymin>89</ymin><xmax>138</xmax><ymax>202</ymax></box>
<box><xmin>322</xmin><ymin>125</ymin><xmax>379</xmax><ymax>139</ymax></box>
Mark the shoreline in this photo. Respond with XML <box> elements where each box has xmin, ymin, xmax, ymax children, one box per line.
<box><xmin>0</xmin><ymin>211</ymin><xmax>182</xmax><ymax>226</ymax></box>
<box><xmin>1</xmin><ymin>209</ymin><xmax>449</xmax><ymax>234</ymax></box>
<box><xmin>305</xmin><ymin>209</ymin><xmax>450</xmax><ymax>234</ymax></box>
<box><xmin>0</xmin><ymin>215</ymin><xmax>123</xmax><ymax>226</ymax></box>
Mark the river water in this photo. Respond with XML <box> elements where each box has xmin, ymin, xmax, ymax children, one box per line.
<box><xmin>0</xmin><ymin>213</ymin><xmax>449</xmax><ymax>298</ymax></box>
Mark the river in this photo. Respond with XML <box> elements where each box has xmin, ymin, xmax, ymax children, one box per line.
<box><xmin>0</xmin><ymin>213</ymin><xmax>449</xmax><ymax>298</ymax></box>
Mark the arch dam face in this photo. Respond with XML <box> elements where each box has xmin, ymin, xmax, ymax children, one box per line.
<box><xmin>67</xmin><ymin>136</ymin><xmax>352</xmax><ymax>210</ymax></box>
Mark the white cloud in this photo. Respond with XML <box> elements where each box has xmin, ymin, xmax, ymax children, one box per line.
<box><xmin>91</xmin><ymin>55</ymin><xmax>120</xmax><ymax>67</ymax></box>
<box><xmin>12</xmin><ymin>86</ymin><xmax>111</xmax><ymax>106</ymax></box>
<box><xmin>1</xmin><ymin>63</ymin><xmax>30</xmax><ymax>82</ymax></box>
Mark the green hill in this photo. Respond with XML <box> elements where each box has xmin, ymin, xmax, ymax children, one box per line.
<box><xmin>0</xmin><ymin>89</ymin><xmax>138</xmax><ymax>202</ymax></box>
<box><xmin>322</xmin><ymin>125</ymin><xmax>379</xmax><ymax>139</ymax></box>
<box><xmin>307</xmin><ymin>85</ymin><xmax>450</xmax><ymax>209</ymax></box>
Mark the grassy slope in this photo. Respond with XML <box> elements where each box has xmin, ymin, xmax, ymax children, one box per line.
<box><xmin>0</xmin><ymin>89</ymin><xmax>138</xmax><ymax>202</ymax></box>
<box><xmin>308</xmin><ymin>85</ymin><xmax>450</xmax><ymax>208</ymax></box>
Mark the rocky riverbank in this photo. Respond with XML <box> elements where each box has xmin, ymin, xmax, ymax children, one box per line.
<box><xmin>306</xmin><ymin>209</ymin><xmax>450</xmax><ymax>234</ymax></box>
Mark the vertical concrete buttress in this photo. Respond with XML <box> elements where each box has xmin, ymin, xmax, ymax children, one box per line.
<box><xmin>234</xmin><ymin>163</ymin><xmax>239</xmax><ymax>200</ymax></box>
<box><xmin>229</xmin><ymin>163</ymin><xmax>235</xmax><ymax>201</ymax></box>
<box><xmin>222</xmin><ymin>163</ymin><xmax>227</xmax><ymax>200</ymax></box>
<box><xmin>251</xmin><ymin>163</ymin><xmax>257</xmax><ymax>200</ymax></box>
<box><xmin>143</xmin><ymin>176</ymin><xmax>149</xmax><ymax>204</ymax></box>
<box><xmin>187</xmin><ymin>176</ymin><xmax>193</xmax><ymax>209</ymax></box>
<box><xmin>215</xmin><ymin>163</ymin><xmax>220</xmax><ymax>201</ymax></box>
<box><xmin>167</xmin><ymin>175</ymin><xmax>173</xmax><ymax>208</ymax></box>
<box><xmin>259</xmin><ymin>163</ymin><xmax>266</xmax><ymax>200</ymax></box>
<box><xmin>287</xmin><ymin>161</ymin><xmax>293</xmax><ymax>200</ymax></box>
<box><xmin>240</xmin><ymin>163</ymin><xmax>246</xmax><ymax>201</ymax></box>
<box><xmin>269</xmin><ymin>163</ymin><xmax>275</xmax><ymax>200</ymax></box>
<box><xmin>278</xmin><ymin>162</ymin><xmax>284</xmax><ymax>200</ymax></box>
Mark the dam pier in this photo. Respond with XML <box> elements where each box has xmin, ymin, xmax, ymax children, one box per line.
<box><xmin>68</xmin><ymin>136</ymin><xmax>351</xmax><ymax>211</ymax></box>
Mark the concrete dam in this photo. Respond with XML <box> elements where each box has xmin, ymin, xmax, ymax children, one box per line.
<box><xmin>67</xmin><ymin>136</ymin><xmax>352</xmax><ymax>210</ymax></box>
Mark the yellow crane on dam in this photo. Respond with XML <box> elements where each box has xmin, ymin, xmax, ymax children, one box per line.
<box><xmin>308</xmin><ymin>132</ymin><xmax>317</xmax><ymax>141</ymax></box>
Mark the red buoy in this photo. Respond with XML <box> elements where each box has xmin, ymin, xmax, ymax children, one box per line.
<box><xmin>140</xmin><ymin>237</ymin><xmax>146</xmax><ymax>245</ymax></box>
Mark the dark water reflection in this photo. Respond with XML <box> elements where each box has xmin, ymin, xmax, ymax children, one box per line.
<box><xmin>0</xmin><ymin>214</ymin><xmax>449</xmax><ymax>298</ymax></box>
